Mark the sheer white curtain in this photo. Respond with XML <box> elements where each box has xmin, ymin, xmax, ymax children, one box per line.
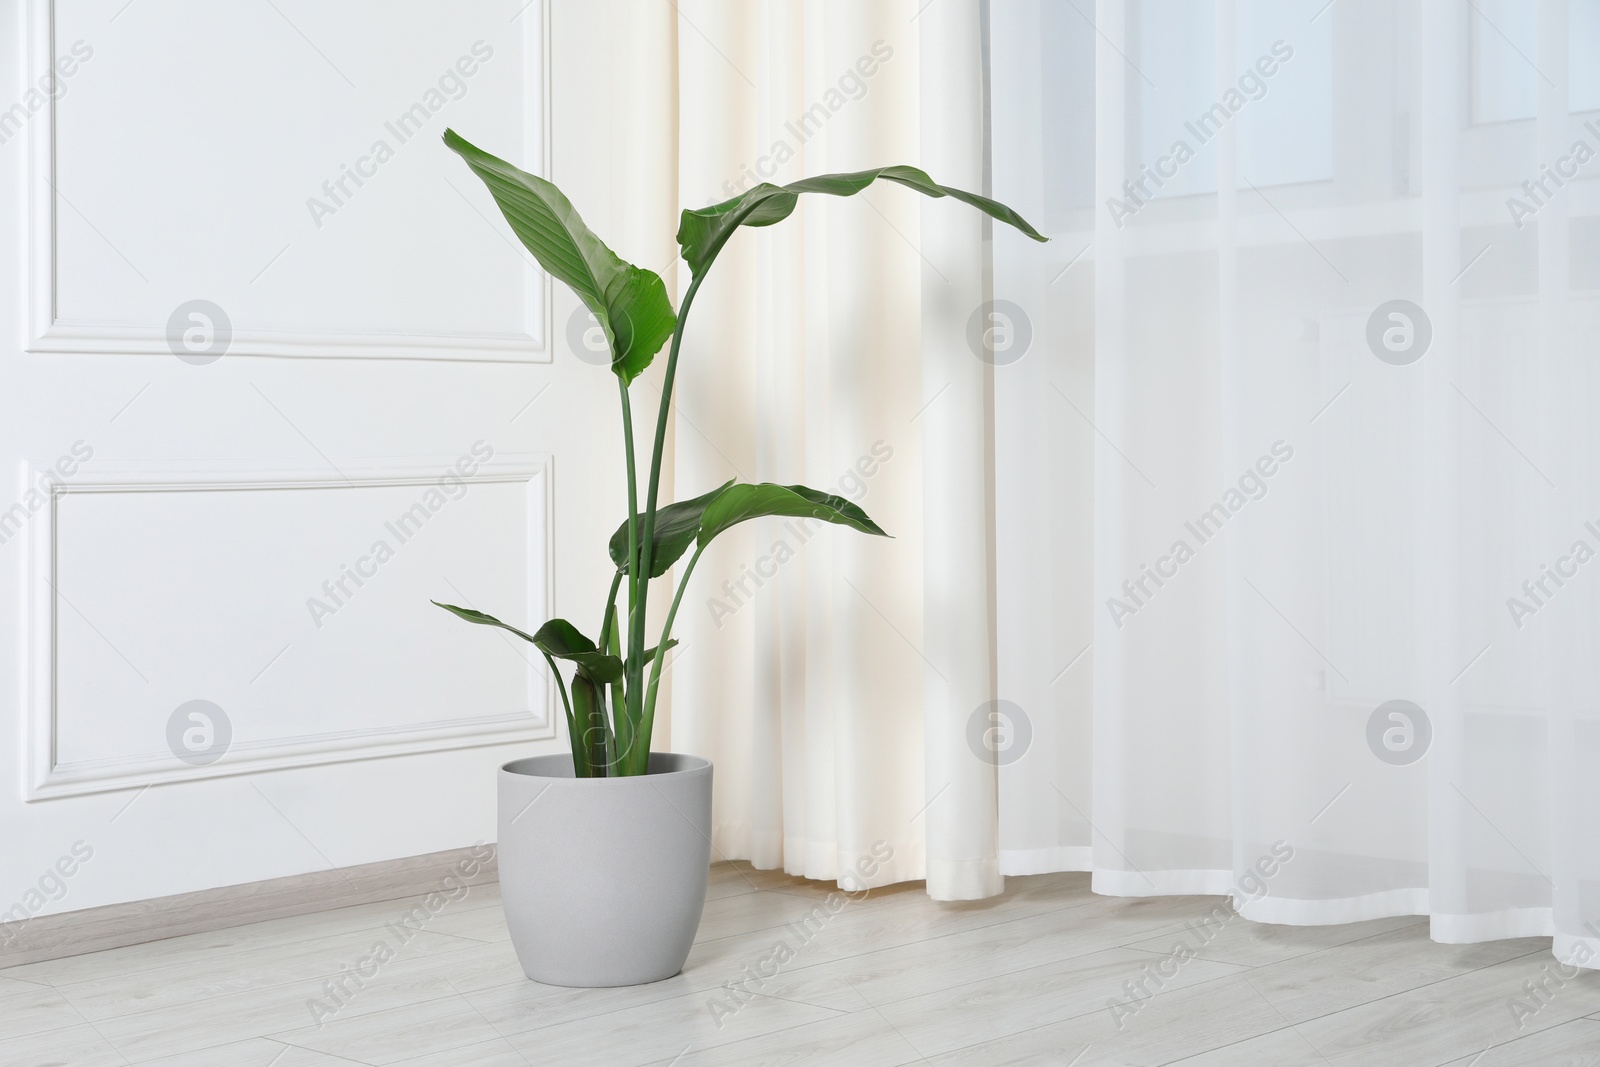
<box><xmin>652</xmin><ymin>0</ymin><xmax>1000</xmax><ymax>899</ymax></box>
<box><xmin>994</xmin><ymin>0</ymin><xmax>1600</xmax><ymax>964</ymax></box>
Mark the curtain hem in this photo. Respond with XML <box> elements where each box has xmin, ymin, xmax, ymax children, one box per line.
<box><xmin>999</xmin><ymin>846</ymin><xmax>1093</xmax><ymax>875</ymax></box>
<box><xmin>926</xmin><ymin>858</ymin><xmax>1003</xmax><ymax>900</ymax></box>
<box><xmin>1431</xmin><ymin>907</ymin><xmax>1553</xmax><ymax>943</ymax></box>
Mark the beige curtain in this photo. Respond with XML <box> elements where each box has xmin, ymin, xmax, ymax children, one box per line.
<box><xmin>613</xmin><ymin>0</ymin><xmax>1000</xmax><ymax>899</ymax></box>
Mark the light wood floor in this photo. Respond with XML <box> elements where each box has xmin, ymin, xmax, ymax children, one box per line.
<box><xmin>3</xmin><ymin>864</ymin><xmax>1599</xmax><ymax>1066</ymax></box>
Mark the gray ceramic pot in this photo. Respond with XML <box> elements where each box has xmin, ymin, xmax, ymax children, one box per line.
<box><xmin>497</xmin><ymin>752</ymin><xmax>713</xmax><ymax>986</ymax></box>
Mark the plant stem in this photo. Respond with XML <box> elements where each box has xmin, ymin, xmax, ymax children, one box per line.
<box><xmin>598</xmin><ymin>568</ymin><xmax>624</xmax><ymax>649</ymax></box>
<box><xmin>571</xmin><ymin>675</ymin><xmax>608</xmax><ymax>777</ymax></box>
<box><xmin>628</xmin><ymin>272</ymin><xmax>709</xmax><ymax>774</ymax></box>
<box><xmin>636</xmin><ymin>543</ymin><xmax>703</xmax><ymax>767</ymax></box>
<box><xmin>598</xmin><ymin>568</ymin><xmax>627</xmax><ymax>772</ymax></box>
<box><xmin>541</xmin><ymin>650</ymin><xmax>583</xmax><ymax>776</ymax></box>
<box><xmin>617</xmin><ymin>379</ymin><xmax>641</xmax><ymax>663</ymax></box>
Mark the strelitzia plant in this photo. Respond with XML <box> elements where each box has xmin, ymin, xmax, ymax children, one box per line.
<box><xmin>434</xmin><ymin>128</ymin><xmax>1046</xmax><ymax>777</ymax></box>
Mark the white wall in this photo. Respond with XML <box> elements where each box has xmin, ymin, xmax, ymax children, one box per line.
<box><xmin>0</xmin><ymin>0</ymin><xmax>645</xmax><ymax>924</ymax></box>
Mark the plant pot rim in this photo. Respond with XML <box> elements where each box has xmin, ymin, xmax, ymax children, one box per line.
<box><xmin>501</xmin><ymin>752</ymin><xmax>711</xmax><ymax>781</ymax></box>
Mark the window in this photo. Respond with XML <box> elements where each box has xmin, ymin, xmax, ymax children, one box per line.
<box><xmin>1135</xmin><ymin>0</ymin><xmax>1333</xmax><ymax>196</ymax></box>
<box><xmin>1470</xmin><ymin>0</ymin><xmax>1600</xmax><ymax>124</ymax></box>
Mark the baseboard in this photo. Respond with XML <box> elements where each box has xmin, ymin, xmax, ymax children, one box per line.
<box><xmin>0</xmin><ymin>844</ymin><xmax>499</xmax><ymax>968</ymax></box>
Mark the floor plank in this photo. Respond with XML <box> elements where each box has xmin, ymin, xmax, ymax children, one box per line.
<box><xmin>1437</xmin><ymin>1018</ymin><xmax>1600</xmax><ymax>1066</ymax></box>
<box><xmin>1123</xmin><ymin>913</ymin><xmax>1425</xmax><ymax>969</ymax></box>
<box><xmin>1161</xmin><ymin>1025</ymin><xmax>1335</xmax><ymax>1066</ymax></box>
<box><xmin>1294</xmin><ymin>953</ymin><xmax>1600</xmax><ymax>1065</ymax></box>
<box><xmin>1246</xmin><ymin>924</ymin><xmax>1543</xmax><ymax>1025</ymax></box>
<box><xmin>642</xmin><ymin>1011</ymin><xmax>926</xmax><ymax>1067</ymax></box>
<box><xmin>499</xmin><ymin>988</ymin><xmax>844</xmax><ymax>1066</ymax></box>
<box><xmin>924</xmin><ymin>972</ymin><xmax>1292</xmax><ymax>1066</ymax></box>
<box><xmin>875</xmin><ymin>946</ymin><xmax>1248</xmax><ymax>1056</ymax></box>
<box><xmin>0</xmin><ymin>1023</ymin><xmax>134</xmax><ymax>1067</ymax></box>
<box><xmin>2</xmin><ymin>882</ymin><xmax>501</xmax><ymax>988</ymax></box>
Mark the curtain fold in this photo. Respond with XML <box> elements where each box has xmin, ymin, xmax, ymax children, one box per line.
<box><xmin>662</xmin><ymin>0</ymin><xmax>996</xmax><ymax>899</ymax></box>
<box><xmin>917</xmin><ymin>0</ymin><xmax>1003</xmax><ymax>900</ymax></box>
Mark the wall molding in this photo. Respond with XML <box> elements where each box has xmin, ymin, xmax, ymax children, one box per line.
<box><xmin>23</xmin><ymin>0</ymin><xmax>553</xmax><ymax>362</ymax></box>
<box><xmin>0</xmin><ymin>844</ymin><xmax>500</xmax><ymax>968</ymax></box>
<box><xmin>24</xmin><ymin>455</ymin><xmax>557</xmax><ymax>801</ymax></box>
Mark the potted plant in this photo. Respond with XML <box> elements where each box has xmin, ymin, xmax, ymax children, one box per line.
<box><xmin>434</xmin><ymin>128</ymin><xmax>1045</xmax><ymax>987</ymax></box>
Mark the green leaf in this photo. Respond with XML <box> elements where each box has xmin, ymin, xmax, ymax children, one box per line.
<box><xmin>608</xmin><ymin>479</ymin><xmax>735</xmax><ymax>578</ymax></box>
<box><xmin>432</xmin><ymin>600</ymin><xmax>540</xmax><ymax>644</ymax></box>
<box><xmin>443</xmin><ymin>128</ymin><xmax>676</xmax><ymax>384</ymax></box>
<box><xmin>697</xmin><ymin>483</ymin><xmax>890</xmax><ymax>549</ymax></box>
<box><xmin>677</xmin><ymin>165</ymin><xmax>1048</xmax><ymax>279</ymax></box>
<box><xmin>433</xmin><ymin>602</ymin><xmax>623</xmax><ymax>685</ymax></box>
<box><xmin>643</xmin><ymin>638</ymin><xmax>679</xmax><ymax>665</ymax></box>
<box><xmin>529</xmin><ymin>619</ymin><xmax>625</xmax><ymax>685</ymax></box>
